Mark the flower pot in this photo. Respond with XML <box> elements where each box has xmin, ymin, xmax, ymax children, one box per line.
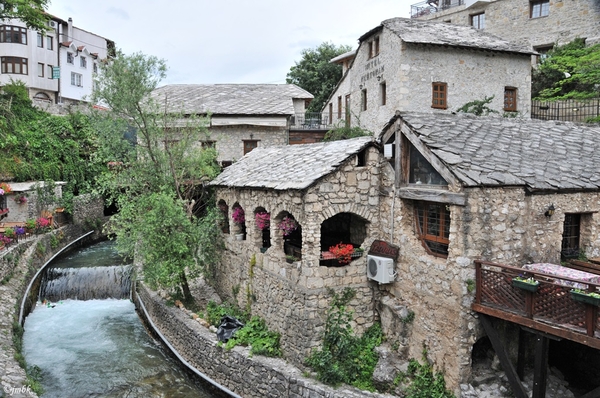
<box><xmin>260</xmin><ymin>247</ymin><xmax>268</xmax><ymax>253</ymax></box>
<box><xmin>570</xmin><ymin>290</ymin><xmax>600</xmax><ymax>306</ymax></box>
<box><xmin>235</xmin><ymin>233</ymin><xmax>244</xmax><ymax>241</ymax></box>
<box><xmin>286</xmin><ymin>258</ymin><xmax>294</xmax><ymax>264</ymax></box>
<box><xmin>512</xmin><ymin>279</ymin><xmax>539</xmax><ymax>292</ymax></box>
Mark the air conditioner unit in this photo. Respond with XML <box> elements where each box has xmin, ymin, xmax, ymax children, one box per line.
<box><xmin>48</xmin><ymin>21</ymin><xmax>56</xmax><ymax>28</ymax></box>
<box><xmin>367</xmin><ymin>255</ymin><xmax>395</xmax><ymax>284</ymax></box>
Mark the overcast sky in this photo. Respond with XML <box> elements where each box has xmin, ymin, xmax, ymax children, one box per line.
<box><xmin>46</xmin><ymin>0</ymin><xmax>412</xmax><ymax>86</ymax></box>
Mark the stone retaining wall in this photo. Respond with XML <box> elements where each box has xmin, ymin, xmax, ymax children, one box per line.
<box><xmin>134</xmin><ymin>283</ymin><xmax>395</xmax><ymax>398</ymax></box>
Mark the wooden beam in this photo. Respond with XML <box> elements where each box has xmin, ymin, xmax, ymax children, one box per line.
<box><xmin>517</xmin><ymin>328</ymin><xmax>527</xmax><ymax>381</ymax></box>
<box><xmin>472</xmin><ymin>303</ymin><xmax>600</xmax><ymax>350</ymax></box>
<box><xmin>479</xmin><ymin>315</ymin><xmax>529</xmax><ymax>398</ymax></box>
<box><xmin>397</xmin><ymin>187</ymin><xmax>466</xmax><ymax>206</ymax></box>
<box><xmin>532</xmin><ymin>334</ymin><xmax>549</xmax><ymax>398</ymax></box>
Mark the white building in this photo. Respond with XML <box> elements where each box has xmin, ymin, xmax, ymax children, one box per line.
<box><xmin>0</xmin><ymin>16</ymin><xmax>114</xmax><ymax>108</ymax></box>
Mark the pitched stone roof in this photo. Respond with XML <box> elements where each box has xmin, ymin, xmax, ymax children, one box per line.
<box><xmin>210</xmin><ymin>136</ymin><xmax>375</xmax><ymax>190</ymax></box>
<box><xmin>151</xmin><ymin>84</ymin><xmax>313</xmax><ymax>116</ymax></box>
<box><xmin>362</xmin><ymin>18</ymin><xmax>534</xmax><ymax>55</ymax></box>
<box><xmin>396</xmin><ymin>112</ymin><xmax>600</xmax><ymax>191</ymax></box>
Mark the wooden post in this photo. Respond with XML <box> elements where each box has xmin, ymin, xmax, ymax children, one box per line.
<box><xmin>532</xmin><ymin>334</ymin><xmax>549</xmax><ymax>398</ymax></box>
<box><xmin>517</xmin><ymin>328</ymin><xmax>527</xmax><ymax>381</ymax></box>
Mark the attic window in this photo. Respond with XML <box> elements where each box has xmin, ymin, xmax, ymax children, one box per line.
<box><xmin>409</xmin><ymin>144</ymin><xmax>446</xmax><ymax>186</ymax></box>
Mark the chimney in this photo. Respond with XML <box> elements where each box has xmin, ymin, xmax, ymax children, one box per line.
<box><xmin>68</xmin><ymin>17</ymin><xmax>73</xmax><ymax>41</ymax></box>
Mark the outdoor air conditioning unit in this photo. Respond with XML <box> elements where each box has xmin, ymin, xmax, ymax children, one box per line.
<box><xmin>48</xmin><ymin>21</ymin><xmax>56</xmax><ymax>28</ymax></box>
<box><xmin>367</xmin><ymin>255</ymin><xmax>395</xmax><ymax>284</ymax></box>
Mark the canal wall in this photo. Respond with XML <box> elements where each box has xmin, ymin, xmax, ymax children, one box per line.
<box><xmin>135</xmin><ymin>283</ymin><xmax>395</xmax><ymax>398</ymax></box>
<box><xmin>0</xmin><ymin>224</ymin><xmax>103</xmax><ymax>398</ymax></box>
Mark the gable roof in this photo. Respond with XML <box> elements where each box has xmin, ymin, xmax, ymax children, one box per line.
<box><xmin>391</xmin><ymin>112</ymin><xmax>600</xmax><ymax>191</ymax></box>
<box><xmin>361</xmin><ymin>17</ymin><xmax>534</xmax><ymax>56</ymax></box>
<box><xmin>210</xmin><ymin>136</ymin><xmax>375</xmax><ymax>190</ymax></box>
<box><xmin>151</xmin><ymin>84</ymin><xmax>313</xmax><ymax>116</ymax></box>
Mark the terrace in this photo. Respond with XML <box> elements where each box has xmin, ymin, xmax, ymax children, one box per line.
<box><xmin>410</xmin><ymin>0</ymin><xmax>464</xmax><ymax>18</ymax></box>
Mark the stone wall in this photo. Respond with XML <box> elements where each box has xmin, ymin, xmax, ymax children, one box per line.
<box><xmin>418</xmin><ymin>0</ymin><xmax>600</xmax><ymax>48</ymax></box>
<box><xmin>213</xmin><ymin>146</ymin><xmax>386</xmax><ymax>366</ymax></box>
<box><xmin>72</xmin><ymin>193</ymin><xmax>107</xmax><ymax>228</ymax></box>
<box><xmin>208</xmin><ymin>125</ymin><xmax>288</xmax><ymax>164</ymax></box>
<box><xmin>135</xmin><ymin>284</ymin><xmax>395</xmax><ymax>398</ymax></box>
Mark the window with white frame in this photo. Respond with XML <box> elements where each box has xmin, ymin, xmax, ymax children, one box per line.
<box><xmin>37</xmin><ymin>32</ymin><xmax>43</xmax><ymax>47</ymax></box>
<box><xmin>71</xmin><ymin>72</ymin><xmax>82</xmax><ymax>87</ymax></box>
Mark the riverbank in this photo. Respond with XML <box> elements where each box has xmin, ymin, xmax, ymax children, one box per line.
<box><xmin>0</xmin><ymin>226</ymin><xmax>99</xmax><ymax>398</ymax></box>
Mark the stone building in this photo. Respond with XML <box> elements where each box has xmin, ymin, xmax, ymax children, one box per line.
<box><xmin>323</xmin><ymin>18</ymin><xmax>534</xmax><ymax>135</ymax></box>
<box><xmin>151</xmin><ymin>84</ymin><xmax>314</xmax><ymax>166</ymax></box>
<box><xmin>410</xmin><ymin>0</ymin><xmax>600</xmax><ymax>55</ymax></box>
<box><xmin>210</xmin><ymin>112</ymin><xmax>600</xmax><ymax>395</ymax></box>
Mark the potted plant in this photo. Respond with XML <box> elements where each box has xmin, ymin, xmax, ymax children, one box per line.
<box><xmin>25</xmin><ymin>219</ymin><xmax>36</xmax><ymax>233</ymax></box>
<box><xmin>278</xmin><ymin>216</ymin><xmax>297</xmax><ymax>236</ymax></box>
<box><xmin>0</xmin><ymin>182</ymin><xmax>12</xmax><ymax>194</ymax></box>
<box><xmin>36</xmin><ymin>216</ymin><xmax>51</xmax><ymax>232</ymax></box>
<box><xmin>255</xmin><ymin>212</ymin><xmax>270</xmax><ymax>230</ymax></box>
<box><xmin>285</xmin><ymin>255</ymin><xmax>299</xmax><ymax>264</ymax></box>
<box><xmin>14</xmin><ymin>195</ymin><xmax>27</xmax><ymax>205</ymax></box>
<box><xmin>570</xmin><ymin>289</ymin><xmax>600</xmax><ymax>306</ymax></box>
<box><xmin>231</xmin><ymin>207</ymin><xmax>245</xmax><ymax>240</ymax></box>
<box><xmin>3</xmin><ymin>227</ymin><xmax>15</xmax><ymax>239</ymax></box>
<box><xmin>512</xmin><ymin>275</ymin><xmax>539</xmax><ymax>292</ymax></box>
<box><xmin>329</xmin><ymin>243</ymin><xmax>355</xmax><ymax>265</ymax></box>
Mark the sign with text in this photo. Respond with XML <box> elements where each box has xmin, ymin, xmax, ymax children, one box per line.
<box><xmin>368</xmin><ymin>240</ymin><xmax>399</xmax><ymax>259</ymax></box>
<box><xmin>52</xmin><ymin>66</ymin><xmax>60</xmax><ymax>79</ymax></box>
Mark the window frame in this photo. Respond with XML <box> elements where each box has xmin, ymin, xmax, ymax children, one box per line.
<box><xmin>530</xmin><ymin>0</ymin><xmax>549</xmax><ymax>18</ymax></box>
<box><xmin>0</xmin><ymin>25</ymin><xmax>27</xmax><ymax>44</ymax></box>
<box><xmin>361</xmin><ymin>88</ymin><xmax>367</xmax><ymax>111</ymax></box>
<box><xmin>345</xmin><ymin>94</ymin><xmax>351</xmax><ymax>127</ymax></box>
<box><xmin>337</xmin><ymin>96</ymin><xmax>342</xmax><ymax>119</ymax></box>
<box><xmin>561</xmin><ymin>213</ymin><xmax>581</xmax><ymax>259</ymax></box>
<box><xmin>380</xmin><ymin>81</ymin><xmax>387</xmax><ymax>106</ymax></box>
<box><xmin>432</xmin><ymin>82</ymin><xmax>448</xmax><ymax>109</ymax></box>
<box><xmin>37</xmin><ymin>32</ymin><xmax>43</xmax><ymax>48</ymax></box>
<box><xmin>243</xmin><ymin>139</ymin><xmax>258</xmax><ymax>155</ymax></box>
<box><xmin>471</xmin><ymin>12</ymin><xmax>485</xmax><ymax>29</ymax></box>
<box><xmin>46</xmin><ymin>36</ymin><xmax>53</xmax><ymax>50</ymax></box>
<box><xmin>414</xmin><ymin>201</ymin><xmax>451</xmax><ymax>258</ymax></box>
<box><xmin>1</xmin><ymin>57</ymin><xmax>28</xmax><ymax>75</ymax></box>
<box><xmin>80</xmin><ymin>56</ymin><xmax>87</xmax><ymax>68</ymax></box>
<box><xmin>504</xmin><ymin>87</ymin><xmax>517</xmax><ymax>112</ymax></box>
<box><xmin>37</xmin><ymin>62</ymin><xmax>44</xmax><ymax>77</ymax></box>
<box><xmin>71</xmin><ymin>72</ymin><xmax>82</xmax><ymax>87</ymax></box>
<box><xmin>67</xmin><ymin>52</ymin><xmax>74</xmax><ymax>64</ymax></box>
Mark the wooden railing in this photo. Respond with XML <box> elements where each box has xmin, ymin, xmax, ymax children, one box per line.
<box><xmin>473</xmin><ymin>260</ymin><xmax>600</xmax><ymax>349</ymax></box>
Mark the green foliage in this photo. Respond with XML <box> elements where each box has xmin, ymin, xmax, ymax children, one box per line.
<box><xmin>532</xmin><ymin>38</ymin><xmax>600</xmax><ymax>100</ymax></box>
<box><xmin>305</xmin><ymin>288</ymin><xmax>383</xmax><ymax>391</ymax></box>
<box><xmin>206</xmin><ymin>300</ymin><xmax>247</xmax><ymax>327</ymax></box>
<box><xmin>404</xmin><ymin>348</ymin><xmax>455</xmax><ymax>398</ymax></box>
<box><xmin>466</xmin><ymin>279</ymin><xmax>475</xmax><ymax>294</ymax></box>
<box><xmin>401</xmin><ymin>310</ymin><xmax>415</xmax><ymax>324</ymax></box>
<box><xmin>286</xmin><ymin>42</ymin><xmax>352</xmax><ymax>113</ymax></box>
<box><xmin>323</xmin><ymin>125</ymin><xmax>372</xmax><ymax>142</ymax></box>
<box><xmin>93</xmin><ymin>51</ymin><xmax>222</xmax><ymax>301</ymax></box>
<box><xmin>225</xmin><ymin>316</ymin><xmax>282</xmax><ymax>357</ymax></box>
<box><xmin>457</xmin><ymin>96</ymin><xmax>498</xmax><ymax>116</ymax></box>
<box><xmin>0</xmin><ymin>0</ymin><xmax>50</xmax><ymax>31</ymax></box>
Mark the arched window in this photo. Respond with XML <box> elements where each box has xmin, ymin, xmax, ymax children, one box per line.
<box><xmin>231</xmin><ymin>203</ymin><xmax>246</xmax><ymax>240</ymax></box>
<box><xmin>33</xmin><ymin>92</ymin><xmax>51</xmax><ymax>102</ymax></box>
<box><xmin>254</xmin><ymin>207</ymin><xmax>271</xmax><ymax>251</ymax></box>
<box><xmin>320</xmin><ymin>212</ymin><xmax>368</xmax><ymax>266</ymax></box>
<box><xmin>276</xmin><ymin>212</ymin><xmax>301</xmax><ymax>261</ymax></box>
<box><xmin>217</xmin><ymin>200</ymin><xmax>230</xmax><ymax>234</ymax></box>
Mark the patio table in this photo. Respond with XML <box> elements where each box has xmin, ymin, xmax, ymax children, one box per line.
<box><xmin>522</xmin><ymin>263</ymin><xmax>600</xmax><ymax>289</ymax></box>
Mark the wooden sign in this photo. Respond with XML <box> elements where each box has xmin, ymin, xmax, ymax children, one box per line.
<box><xmin>368</xmin><ymin>240</ymin><xmax>399</xmax><ymax>259</ymax></box>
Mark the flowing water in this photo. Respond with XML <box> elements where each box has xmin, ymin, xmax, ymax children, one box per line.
<box><xmin>22</xmin><ymin>240</ymin><xmax>221</xmax><ymax>398</ymax></box>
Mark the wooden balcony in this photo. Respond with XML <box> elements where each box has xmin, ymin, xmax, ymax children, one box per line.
<box><xmin>472</xmin><ymin>260</ymin><xmax>600</xmax><ymax>350</ymax></box>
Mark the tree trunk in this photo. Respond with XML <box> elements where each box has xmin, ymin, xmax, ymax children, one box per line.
<box><xmin>179</xmin><ymin>270</ymin><xmax>193</xmax><ymax>305</ymax></box>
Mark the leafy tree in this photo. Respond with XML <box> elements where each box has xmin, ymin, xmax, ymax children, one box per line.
<box><xmin>323</xmin><ymin>125</ymin><xmax>372</xmax><ymax>141</ymax></box>
<box><xmin>532</xmin><ymin>38</ymin><xmax>600</xmax><ymax>100</ymax></box>
<box><xmin>457</xmin><ymin>96</ymin><xmax>498</xmax><ymax>116</ymax></box>
<box><xmin>91</xmin><ymin>51</ymin><xmax>222</xmax><ymax>302</ymax></box>
<box><xmin>286</xmin><ymin>42</ymin><xmax>352</xmax><ymax>113</ymax></box>
<box><xmin>0</xmin><ymin>0</ymin><xmax>50</xmax><ymax>31</ymax></box>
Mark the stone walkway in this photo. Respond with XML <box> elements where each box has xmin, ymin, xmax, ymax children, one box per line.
<box><xmin>0</xmin><ymin>240</ymin><xmax>39</xmax><ymax>398</ymax></box>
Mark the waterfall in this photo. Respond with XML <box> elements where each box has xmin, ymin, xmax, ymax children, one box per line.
<box><xmin>39</xmin><ymin>265</ymin><xmax>133</xmax><ymax>301</ymax></box>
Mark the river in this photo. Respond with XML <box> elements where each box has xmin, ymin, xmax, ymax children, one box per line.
<box><xmin>22</xmin><ymin>241</ymin><xmax>220</xmax><ymax>398</ymax></box>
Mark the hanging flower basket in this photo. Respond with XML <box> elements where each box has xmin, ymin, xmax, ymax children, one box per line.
<box><xmin>279</xmin><ymin>216</ymin><xmax>297</xmax><ymax>236</ymax></box>
<box><xmin>329</xmin><ymin>243</ymin><xmax>355</xmax><ymax>265</ymax></box>
<box><xmin>255</xmin><ymin>212</ymin><xmax>270</xmax><ymax>230</ymax></box>
<box><xmin>232</xmin><ymin>207</ymin><xmax>245</xmax><ymax>224</ymax></box>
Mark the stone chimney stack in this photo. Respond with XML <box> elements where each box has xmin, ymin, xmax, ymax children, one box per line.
<box><xmin>68</xmin><ymin>17</ymin><xmax>73</xmax><ymax>41</ymax></box>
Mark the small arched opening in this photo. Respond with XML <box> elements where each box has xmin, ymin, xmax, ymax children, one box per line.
<box><xmin>320</xmin><ymin>212</ymin><xmax>368</xmax><ymax>266</ymax></box>
<box><xmin>218</xmin><ymin>199</ymin><xmax>230</xmax><ymax>234</ymax></box>
<box><xmin>231</xmin><ymin>203</ymin><xmax>246</xmax><ymax>240</ymax></box>
<box><xmin>275</xmin><ymin>212</ymin><xmax>302</xmax><ymax>261</ymax></box>
<box><xmin>254</xmin><ymin>207</ymin><xmax>271</xmax><ymax>251</ymax></box>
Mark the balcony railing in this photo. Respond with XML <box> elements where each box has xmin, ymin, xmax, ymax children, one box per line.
<box><xmin>290</xmin><ymin>113</ymin><xmax>332</xmax><ymax>130</ymax></box>
<box><xmin>410</xmin><ymin>0</ymin><xmax>464</xmax><ymax>18</ymax></box>
<box><xmin>473</xmin><ymin>260</ymin><xmax>600</xmax><ymax>349</ymax></box>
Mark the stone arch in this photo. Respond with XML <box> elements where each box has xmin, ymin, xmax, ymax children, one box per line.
<box><xmin>33</xmin><ymin>92</ymin><xmax>51</xmax><ymax>102</ymax></box>
<box><xmin>217</xmin><ymin>199</ymin><xmax>230</xmax><ymax>234</ymax></box>
<box><xmin>315</xmin><ymin>202</ymin><xmax>372</xmax><ymax>226</ymax></box>
<box><xmin>231</xmin><ymin>202</ymin><xmax>246</xmax><ymax>240</ymax></box>
<box><xmin>253</xmin><ymin>206</ymin><xmax>271</xmax><ymax>250</ymax></box>
<box><xmin>273</xmin><ymin>210</ymin><xmax>302</xmax><ymax>260</ymax></box>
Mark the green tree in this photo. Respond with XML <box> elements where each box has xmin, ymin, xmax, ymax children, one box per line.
<box><xmin>0</xmin><ymin>0</ymin><xmax>50</xmax><ymax>31</ymax></box>
<box><xmin>532</xmin><ymin>38</ymin><xmax>600</xmax><ymax>99</ymax></box>
<box><xmin>91</xmin><ymin>51</ymin><xmax>222</xmax><ymax>302</ymax></box>
<box><xmin>286</xmin><ymin>42</ymin><xmax>352</xmax><ymax>113</ymax></box>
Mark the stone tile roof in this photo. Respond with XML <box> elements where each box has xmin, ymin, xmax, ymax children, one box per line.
<box><xmin>210</xmin><ymin>136</ymin><xmax>375</xmax><ymax>190</ymax></box>
<box><xmin>151</xmin><ymin>84</ymin><xmax>313</xmax><ymax>116</ymax></box>
<box><xmin>396</xmin><ymin>112</ymin><xmax>600</xmax><ymax>191</ymax></box>
<box><xmin>371</xmin><ymin>18</ymin><xmax>535</xmax><ymax>55</ymax></box>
